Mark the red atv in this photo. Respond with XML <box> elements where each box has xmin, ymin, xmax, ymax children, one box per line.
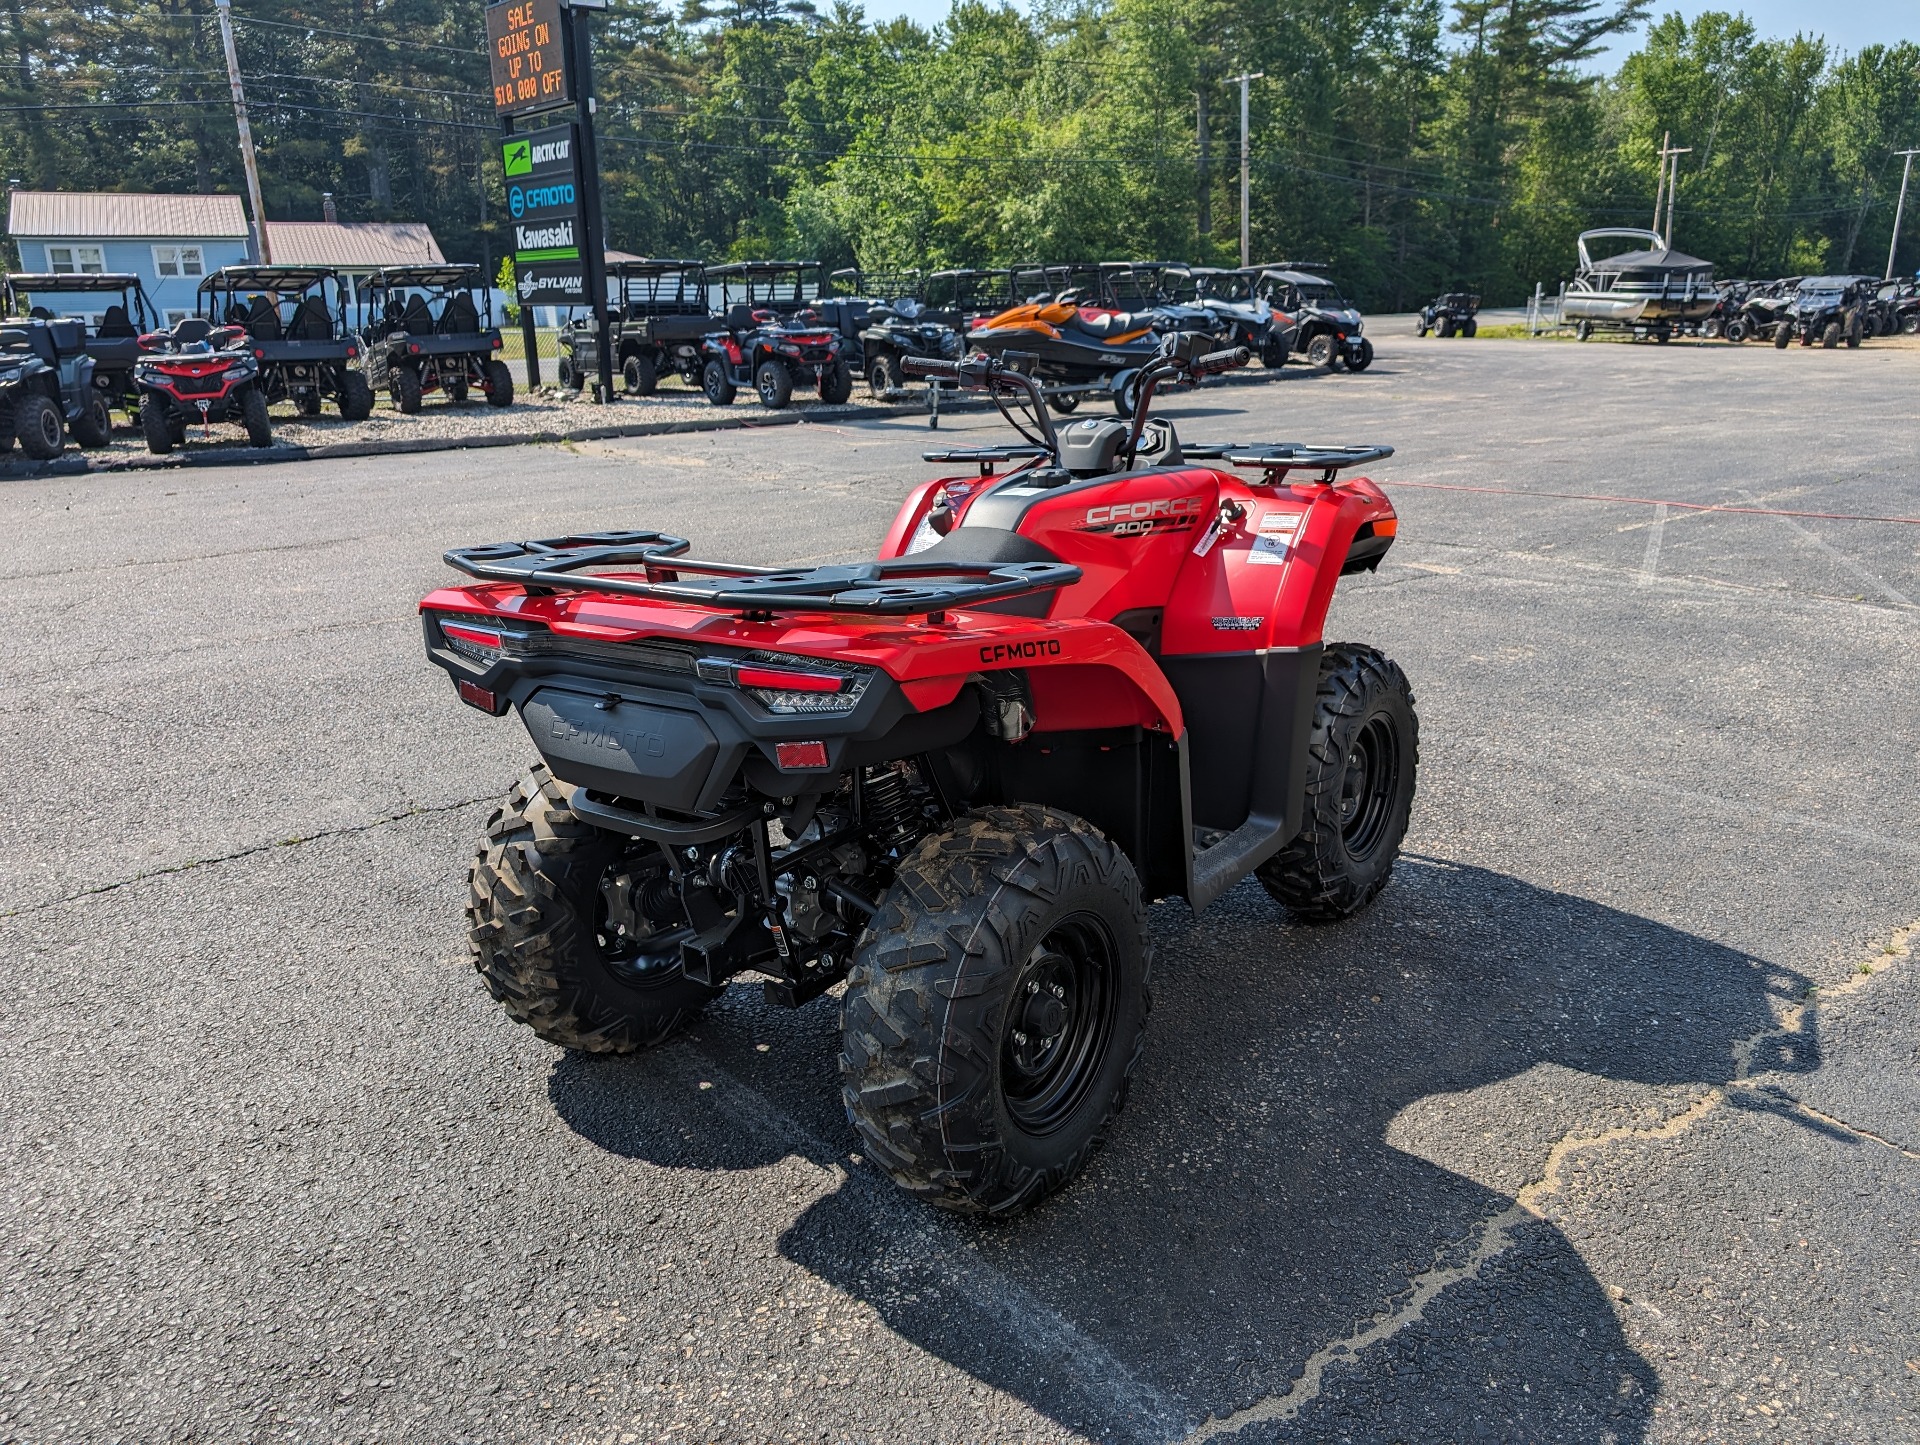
<box><xmin>421</xmin><ymin>336</ymin><xmax>1416</xmax><ymax>1214</ymax></box>
<box><xmin>132</xmin><ymin>318</ymin><xmax>272</xmax><ymax>454</ymax></box>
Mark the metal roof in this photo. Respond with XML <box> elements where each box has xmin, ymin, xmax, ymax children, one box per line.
<box><xmin>7</xmin><ymin>190</ymin><xmax>251</xmax><ymax>239</ymax></box>
<box><xmin>263</xmin><ymin>221</ymin><xmax>444</xmax><ymax>269</ymax></box>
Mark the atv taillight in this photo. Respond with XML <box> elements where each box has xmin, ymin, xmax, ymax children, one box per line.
<box><xmin>696</xmin><ymin>651</ymin><xmax>872</xmax><ymax>715</ymax></box>
<box><xmin>438</xmin><ymin>616</ymin><xmax>505</xmax><ymax>664</ymax></box>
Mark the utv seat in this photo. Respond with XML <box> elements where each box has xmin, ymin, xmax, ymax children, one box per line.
<box><xmin>438</xmin><ymin>294</ymin><xmax>479</xmax><ymax>335</ymax></box>
<box><xmin>286</xmin><ymin>296</ymin><xmax>334</xmax><ymax>341</ymax></box>
<box><xmin>97</xmin><ymin>305</ymin><xmax>136</xmax><ymax>338</ymax></box>
<box><xmin>246</xmin><ymin>295</ymin><xmax>283</xmax><ymax>341</ymax></box>
<box><xmin>400</xmin><ymin>294</ymin><xmax>435</xmax><ymax>336</ymax></box>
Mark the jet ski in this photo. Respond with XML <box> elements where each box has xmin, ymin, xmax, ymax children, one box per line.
<box><xmin>965</xmin><ymin>298</ymin><xmax>1163</xmax><ymax>415</ymax></box>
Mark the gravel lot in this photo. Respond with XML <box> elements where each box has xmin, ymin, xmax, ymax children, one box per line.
<box><xmin>2</xmin><ymin>341</ymin><xmax>1917</xmax><ymax>1444</ymax></box>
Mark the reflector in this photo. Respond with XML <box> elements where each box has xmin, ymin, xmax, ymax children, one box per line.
<box><xmin>775</xmin><ymin>741</ymin><xmax>830</xmax><ymax>769</ymax></box>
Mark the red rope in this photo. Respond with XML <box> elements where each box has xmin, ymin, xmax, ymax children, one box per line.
<box><xmin>1380</xmin><ymin>479</ymin><xmax>1920</xmax><ymax>526</ymax></box>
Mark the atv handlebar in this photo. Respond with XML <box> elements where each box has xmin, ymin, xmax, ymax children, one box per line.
<box><xmin>902</xmin><ymin>350</ymin><xmax>1058</xmax><ymax>458</ymax></box>
<box><xmin>1192</xmin><ymin>346</ymin><xmax>1251</xmax><ymax>376</ymax></box>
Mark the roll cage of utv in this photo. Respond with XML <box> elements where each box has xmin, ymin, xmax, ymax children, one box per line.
<box><xmin>920</xmin><ymin>268</ymin><xmax>1015</xmax><ymax>327</ymax></box>
<box><xmin>558</xmin><ymin>258</ymin><xmax>712</xmax><ymax>395</ymax></box>
<box><xmin>357</xmin><ymin>264</ymin><xmax>511</xmax><ymax>412</ymax></box>
<box><xmin>4</xmin><ymin>271</ymin><xmax>157</xmax><ymax>419</ymax></box>
<box><xmin>197</xmin><ymin>265</ymin><xmax>374</xmax><ymax>419</ymax></box>
<box><xmin>1096</xmin><ymin>262</ymin><xmax>1226</xmax><ymax>339</ymax></box>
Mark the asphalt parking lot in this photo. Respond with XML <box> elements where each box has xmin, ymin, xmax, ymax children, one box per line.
<box><xmin>3</xmin><ymin>338</ymin><xmax>1917</xmax><ymax>1444</ymax></box>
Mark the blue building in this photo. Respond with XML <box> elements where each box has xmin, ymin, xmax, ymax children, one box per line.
<box><xmin>5</xmin><ymin>190</ymin><xmax>254</xmax><ymax>325</ymax></box>
<box><xmin>6</xmin><ymin>191</ymin><xmax>455</xmax><ymax>326</ymax></box>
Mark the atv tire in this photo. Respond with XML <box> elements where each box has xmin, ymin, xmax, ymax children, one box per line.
<box><xmin>0</xmin><ymin>400</ymin><xmax>13</xmax><ymax>454</ymax></box>
<box><xmin>702</xmin><ymin>360</ymin><xmax>736</xmax><ymax>406</ymax></box>
<box><xmin>1305</xmin><ymin>334</ymin><xmax>1339</xmax><ymax>370</ymax></box>
<box><xmin>819</xmin><ymin>361</ymin><xmax>854</xmax><ymax>405</ymax></box>
<box><xmin>556</xmin><ymin>356</ymin><xmax>578</xmax><ymax>392</ymax></box>
<box><xmin>484</xmin><ymin>359</ymin><xmax>514</xmax><ymax>408</ymax></box>
<box><xmin>840</xmin><ymin>805</ymin><xmax>1151</xmax><ymax>1215</ymax></box>
<box><xmin>1257</xmin><ymin>644</ymin><xmax>1418</xmax><ymax>922</ymax></box>
<box><xmin>755</xmin><ymin>359</ymin><xmax>793</xmax><ymax>409</ymax></box>
<box><xmin>393</xmin><ymin>366</ymin><xmax>424</xmax><ymax>414</ymax></box>
<box><xmin>1260</xmin><ymin>337</ymin><xmax>1289</xmax><ymax>368</ymax></box>
<box><xmin>1846</xmin><ymin>314</ymin><xmax>1863</xmax><ymax>348</ymax></box>
<box><xmin>1416</xmin><ymin>323</ymin><xmax>1429</xmax><ymax>338</ymax></box>
<box><xmin>468</xmin><ymin>764</ymin><xmax>722</xmax><ymax>1053</ymax></box>
<box><xmin>1436</xmin><ymin>318</ymin><xmax>1454</xmax><ymax>339</ymax></box>
<box><xmin>1110</xmin><ymin>371</ymin><xmax>1142</xmax><ymax>417</ymax></box>
<box><xmin>338</xmin><ymin>371</ymin><xmax>374</xmax><ymax>420</ymax></box>
<box><xmin>867</xmin><ymin>353</ymin><xmax>903</xmax><ymax>396</ymax></box>
<box><xmin>1573</xmin><ymin>320</ymin><xmax>1593</xmax><ymax>342</ymax></box>
<box><xmin>1047</xmin><ymin>392</ymin><xmax>1080</xmax><ymax>415</ymax></box>
<box><xmin>1904</xmin><ymin>314</ymin><xmax>1920</xmax><ymax>335</ymax></box>
<box><xmin>1821</xmin><ymin>321</ymin><xmax>1841</xmax><ymax>349</ymax></box>
<box><xmin>1725</xmin><ymin>318</ymin><xmax>1749</xmax><ymax>343</ymax></box>
<box><xmin>139</xmin><ymin>394</ymin><xmax>174</xmax><ymax>455</ymax></box>
<box><xmin>72</xmin><ymin>391</ymin><xmax>113</xmax><ymax>449</ymax></box>
<box><xmin>1347</xmin><ymin>338</ymin><xmax>1375</xmax><ymax>371</ymax></box>
<box><xmin>242</xmin><ymin>387</ymin><xmax>272</xmax><ymax>447</ymax></box>
<box><xmin>623</xmin><ymin>352</ymin><xmax>658</xmax><ymax>396</ymax></box>
<box><xmin>1461</xmin><ymin>319</ymin><xmax>1477</xmax><ymax>338</ymax></box>
<box><xmin>15</xmin><ymin>391</ymin><xmax>64</xmax><ymax>460</ymax></box>
<box><xmin>1774</xmin><ymin>322</ymin><xmax>1793</xmax><ymax>349</ymax></box>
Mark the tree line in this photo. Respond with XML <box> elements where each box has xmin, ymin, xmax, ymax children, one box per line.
<box><xmin>3</xmin><ymin>0</ymin><xmax>1917</xmax><ymax>309</ymax></box>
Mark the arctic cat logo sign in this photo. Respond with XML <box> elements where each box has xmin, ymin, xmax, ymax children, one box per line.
<box><xmin>528</xmin><ymin>135</ymin><xmax>572</xmax><ymax>167</ymax></box>
<box><xmin>502</xmin><ymin>140</ymin><xmax>532</xmax><ymax>176</ymax></box>
<box><xmin>1081</xmin><ymin>495</ymin><xmax>1204</xmax><ymax>537</ymax></box>
<box><xmin>548</xmin><ymin>715</ymin><xmax>666</xmax><ymax>758</ymax></box>
<box><xmin>978</xmin><ymin>639</ymin><xmax>1062</xmax><ymax>665</ymax></box>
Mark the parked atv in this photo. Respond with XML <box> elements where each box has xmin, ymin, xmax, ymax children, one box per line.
<box><xmin>359</xmin><ymin>265</ymin><xmax>512</xmax><ymax>412</ymax></box>
<box><xmin>419</xmin><ymin>334</ymin><xmax>1415</xmax><ymax>1215</ymax></box>
<box><xmin>697</xmin><ymin>262</ymin><xmax>854</xmax><ymax>409</ymax></box>
<box><xmin>1417</xmin><ymin>292</ymin><xmax>1479</xmax><ymax>337</ymax></box>
<box><xmin>1724</xmin><ymin>279</ymin><xmax>1795</xmax><ymax>344</ymax></box>
<box><xmin>558</xmin><ymin>258</ymin><xmax>711</xmax><ymax>396</ymax></box>
<box><xmin>0</xmin><ymin>319</ymin><xmax>114</xmax><ymax>460</ymax></box>
<box><xmin>131</xmin><ymin>317</ymin><xmax>271</xmax><ymax>454</ymax></box>
<box><xmin>1777</xmin><ymin>275</ymin><xmax>1877</xmax><ymax>349</ymax></box>
<box><xmin>1885</xmin><ymin>276</ymin><xmax>1920</xmax><ymax>336</ymax></box>
<box><xmin>857</xmin><ymin>299</ymin><xmax>964</xmax><ymax>394</ymax></box>
<box><xmin>1246</xmin><ymin>264</ymin><xmax>1374</xmax><ymax>371</ymax></box>
<box><xmin>198</xmin><ymin>265</ymin><xmax>374</xmax><ymax>419</ymax></box>
<box><xmin>5</xmin><ymin>271</ymin><xmax>158</xmax><ymax>420</ymax></box>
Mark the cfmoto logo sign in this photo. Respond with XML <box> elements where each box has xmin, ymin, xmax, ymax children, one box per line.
<box><xmin>508</xmin><ymin>187</ymin><xmax>525</xmax><ymax>219</ymax></box>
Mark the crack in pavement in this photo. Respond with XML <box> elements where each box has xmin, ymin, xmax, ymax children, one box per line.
<box><xmin>0</xmin><ymin>796</ymin><xmax>496</xmax><ymax>918</ymax></box>
<box><xmin>1181</xmin><ymin>920</ymin><xmax>1918</xmax><ymax>1443</ymax></box>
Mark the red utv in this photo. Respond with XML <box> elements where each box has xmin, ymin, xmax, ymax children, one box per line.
<box><xmin>132</xmin><ymin>318</ymin><xmax>271</xmax><ymax>454</ymax></box>
<box><xmin>421</xmin><ymin>335</ymin><xmax>1416</xmax><ymax>1214</ymax></box>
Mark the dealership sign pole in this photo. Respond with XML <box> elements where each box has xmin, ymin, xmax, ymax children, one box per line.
<box><xmin>487</xmin><ymin>0</ymin><xmax>610</xmax><ymax>399</ymax></box>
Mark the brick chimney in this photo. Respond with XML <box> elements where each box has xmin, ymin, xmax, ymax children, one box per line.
<box><xmin>321</xmin><ymin>192</ymin><xmax>337</xmax><ymax>223</ymax></box>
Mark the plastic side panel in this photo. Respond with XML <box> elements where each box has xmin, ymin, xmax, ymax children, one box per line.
<box><xmin>876</xmin><ymin>476</ymin><xmax>949</xmax><ymax>559</ymax></box>
<box><xmin>1017</xmin><ymin>469</ymin><xmax>1220</xmax><ymax>623</ymax></box>
<box><xmin>1159</xmin><ymin>647</ymin><xmax>1319</xmax><ymax>835</ymax></box>
<box><xmin>1028</xmin><ymin>664</ymin><xmax>1167</xmax><ymax>732</ymax></box>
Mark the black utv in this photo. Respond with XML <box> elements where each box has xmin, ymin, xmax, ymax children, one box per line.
<box><xmin>697</xmin><ymin>262</ymin><xmax>854</xmax><ymax>409</ymax></box>
<box><xmin>1775</xmin><ymin>275</ymin><xmax>1877</xmax><ymax>349</ymax></box>
<box><xmin>558</xmin><ymin>259</ymin><xmax>713</xmax><ymax>395</ymax></box>
<box><xmin>198</xmin><ymin>266</ymin><xmax>375</xmax><ymax>419</ymax></box>
<box><xmin>358</xmin><ymin>265</ymin><xmax>512</xmax><ymax>412</ymax></box>
<box><xmin>0</xmin><ymin>320</ymin><xmax>114</xmax><ymax>460</ymax></box>
<box><xmin>1245</xmin><ymin>263</ymin><xmax>1374</xmax><ymax>371</ymax></box>
<box><xmin>1417</xmin><ymin>292</ymin><xmax>1479</xmax><ymax>337</ymax></box>
<box><xmin>4</xmin><ymin>271</ymin><xmax>157</xmax><ymax>420</ymax></box>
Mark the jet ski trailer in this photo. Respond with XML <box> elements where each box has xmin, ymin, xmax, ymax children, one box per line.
<box><xmin>1563</xmin><ymin>229</ymin><xmax>1716</xmax><ymax>342</ymax></box>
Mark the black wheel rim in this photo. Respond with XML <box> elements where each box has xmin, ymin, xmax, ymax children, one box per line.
<box><xmin>1338</xmin><ymin>714</ymin><xmax>1401</xmax><ymax>862</ymax></box>
<box><xmin>36</xmin><ymin>408</ymin><xmax>61</xmax><ymax>449</ymax></box>
<box><xmin>1001</xmin><ymin>913</ymin><xmax>1119</xmax><ymax>1135</ymax></box>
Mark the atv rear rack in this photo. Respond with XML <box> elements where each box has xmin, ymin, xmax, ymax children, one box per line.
<box><xmin>1183</xmin><ymin>442</ymin><xmax>1393</xmax><ymax>482</ymax></box>
<box><xmin>444</xmin><ymin>530</ymin><xmax>1081</xmax><ymax>618</ymax></box>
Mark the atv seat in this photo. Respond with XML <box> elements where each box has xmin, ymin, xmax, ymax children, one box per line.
<box><xmin>97</xmin><ymin>305</ymin><xmax>136</xmax><ymax>338</ymax></box>
<box><xmin>906</xmin><ymin>526</ymin><xmax>1061</xmax><ymax>617</ymax></box>
<box><xmin>171</xmin><ymin>318</ymin><xmax>213</xmax><ymax>347</ymax></box>
<box><xmin>438</xmin><ymin>293</ymin><xmax>479</xmax><ymax>335</ymax></box>
<box><xmin>401</xmin><ymin>295</ymin><xmax>434</xmax><ymax>336</ymax></box>
<box><xmin>724</xmin><ymin>303</ymin><xmax>755</xmax><ymax>331</ymax></box>
<box><xmin>246</xmin><ymin>296</ymin><xmax>283</xmax><ymax>341</ymax></box>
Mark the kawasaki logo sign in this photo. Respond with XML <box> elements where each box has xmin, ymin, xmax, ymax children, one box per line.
<box><xmin>502</xmin><ymin>124</ymin><xmax>586</xmax><ymax>303</ymax></box>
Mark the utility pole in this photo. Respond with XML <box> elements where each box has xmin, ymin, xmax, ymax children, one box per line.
<box><xmin>1653</xmin><ymin>136</ymin><xmax>1690</xmax><ymax>247</ymax></box>
<box><xmin>1663</xmin><ymin>145</ymin><xmax>1690</xmax><ymax>247</ymax></box>
<box><xmin>1230</xmin><ymin>71</ymin><xmax>1263</xmax><ymax>268</ymax></box>
<box><xmin>1887</xmin><ymin>148</ymin><xmax>1920</xmax><ymax>279</ymax></box>
<box><xmin>213</xmin><ymin>0</ymin><xmax>271</xmax><ymax>264</ymax></box>
<box><xmin>1651</xmin><ymin>130</ymin><xmax>1668</xmax><ymax>235</ymax></box>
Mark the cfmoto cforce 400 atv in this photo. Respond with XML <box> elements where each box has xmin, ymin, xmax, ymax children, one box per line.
<box><xmin>421</xmin><ymin>337</ymin><xmax>1417</xmax><ymax>1215</ymax></box>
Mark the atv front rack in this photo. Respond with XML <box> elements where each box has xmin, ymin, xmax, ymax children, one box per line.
<box><xmin>445</xmin><ymin>531</ymin><xmax>1082</xmax><ymax>618</ymax></box>
<box><xmin>1183</xmin><ymin>442</ymin><xmax>1393</xmax><ymax>482</ymax></box>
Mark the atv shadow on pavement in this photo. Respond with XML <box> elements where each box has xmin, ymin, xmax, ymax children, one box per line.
<box><xmin>549</xmin><ymin>856</ymin><xmax>1812</xmax><ymax>1444</ymax></box>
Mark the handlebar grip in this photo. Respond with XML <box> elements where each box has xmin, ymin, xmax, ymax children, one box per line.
<box><xmin>901</xmin><ymin>357</ymin><xmax>961</xmax><ymax>379</ymax></box>
<box><xmin>1195</xmin><ymin>347</ymin><xmax>1251</xmax><ymax>375</ymax></box>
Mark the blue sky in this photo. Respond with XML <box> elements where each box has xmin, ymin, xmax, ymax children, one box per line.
<box><xmin>857</xmin><ymin>0</ymin><xmax>1913</xmax><ymax>66</ymax></box>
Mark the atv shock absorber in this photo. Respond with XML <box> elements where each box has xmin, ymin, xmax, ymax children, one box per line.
<box><xmin>860</xmin><ymin>766</ymin><xmax>924</xmax><ymax>852</ymax></box>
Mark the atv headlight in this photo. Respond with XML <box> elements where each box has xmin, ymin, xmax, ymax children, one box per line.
<box><xmin>940</xmin><ymin>332</ymin><xmax>963</xmax><ymax>357</ymax></box>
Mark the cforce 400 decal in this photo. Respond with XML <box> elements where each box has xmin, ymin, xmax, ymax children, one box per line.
<box><xmin>1081</xmin><ymin>496</ymin><xmax>1204</xmax><ymax>537</ymax></box>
